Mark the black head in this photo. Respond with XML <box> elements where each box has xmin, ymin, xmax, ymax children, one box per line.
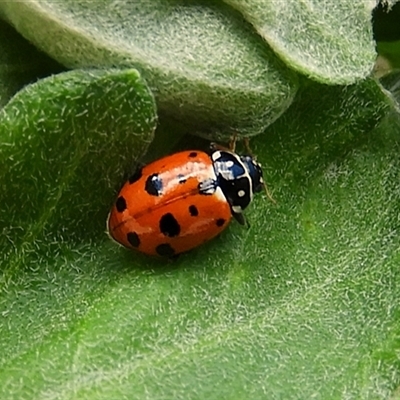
<box><xmin>239</xmin><ymin>155</ymin><xmax>264</xmax><ymax>194</ymax></box>
<box><xmin>211</xmin><ymin>150</ymin><xmax>264</xmax><ymax>223</ymax></box>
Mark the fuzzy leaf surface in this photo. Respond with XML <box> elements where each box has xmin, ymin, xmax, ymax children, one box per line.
<box><xmin>224</xmin><ymin>0</ymin><xmax>377</xmax><ymax>84</ymax></box>
<box><xmin>0</xmin><ymin>0</ymin><xmax>299</xmax><ymax>139</ymax></box>
<box><xmin>0</xmin><ymin>68</ymin><xmax>157</xmax><ymax>269</ymax></box>
<box><xmin>1</xmin><ymin>76</ymin><xmax>400</xmax><ymax>399</ymax></box>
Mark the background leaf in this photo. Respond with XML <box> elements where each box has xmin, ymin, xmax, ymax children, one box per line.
<box><xmin>374</xmin><ymin>1</ymin><xmax>400</xmax><ymax>70</ymax></box>
<box><xmin>0</xmin><ymin>0</ymin><xmax>298</xmax><ymax>140</ymax></box>
<box><xmin>377</xmin><ymin>41</ymin><xmax>400</xmax><ymax>70</ymax></box>
<box><xmin>223</xmin><ymin>0</ymin><xmax>377</xmax><ymax>84</ymax></box>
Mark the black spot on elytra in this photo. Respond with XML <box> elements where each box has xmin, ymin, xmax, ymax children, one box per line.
<box><xmin>216</xmin><ymin>218</ymin><xmax>226</xmax><ymax>227</ymax></box>
<box><xmin>127</xmin><ymin>232</ymin><xmax>140</xmax><ymax>247</ymax></box>
<box><xmin>128</xmin><ymin>167</ymin><xmax>143</xmax><ymax>184</ymax></box>
<box><xmin>115</xmin><ymin>196</ymin><xmax>127</xmax><ymax>213</ymax></box>
<box><xmin>156</xmin><ymin>243</ymin><xmax>175</xmax><ymax>257</ymax></box>
<box><xmin>145</xmin><ymin>173</ymin><xmax>162</xmax><ymax>196</ymax></box>
<box><xmin>188</xmin><ymin>151</ymin><xmax>198</xmax><ymax>158</ymax></box>
<box><xmin>159</xmin><ymin>213</ymin><xmax>181</xmax><ymax>237</ymax></box>
<box><xmin>189</xmin><ymin>205</ymin><xmax>198</xmax><ymax>216</ymax></box>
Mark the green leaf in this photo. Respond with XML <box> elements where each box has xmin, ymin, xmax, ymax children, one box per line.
<box><xmin>0</xmin><ymin>20</ymin><xmax>64</xmax><ymax>107</ymax></box>
<box><xmin>0</xmin><ymin>0</ymin><xmax>298</xmax><ymax>140</ymax></box>
<box><xmin>1</xmin><ymin>75</ymin><xmax>400</xmax><ymax>398</ymax></box>
<box><xmin>377</xmin><ymin>41</ymin><xmax>400</xmax><ymax>69</ymax></box>
<box><xmin>0</xmin><ymin>68</ymin><xmax>157</xmax><ymax>262</ymax></box>
<box><xmin>373</xmin><ymin>1</ymin><xmax>400</xmax><ymax>43</ymax></box>
<box><xmin>380</xmin><ymin>70</ymin><xmax>400</xmax><ymax>112</ymax></box>
<box><xmin>223</xmin><ymin>0</ymin><xmax>377</xmax><ymax>84</ymax></box>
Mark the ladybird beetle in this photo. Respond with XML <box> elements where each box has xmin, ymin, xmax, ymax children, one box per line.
<box><xmin>107</xmin><ymin>144</ymin><xmax>265</xmax><ymax>257</ymax></box>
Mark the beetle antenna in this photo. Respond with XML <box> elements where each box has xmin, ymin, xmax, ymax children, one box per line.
<box><xmin>263</xmin><ymin>181</ymin><xmax>276</xmax><ymax>204</ymax></box>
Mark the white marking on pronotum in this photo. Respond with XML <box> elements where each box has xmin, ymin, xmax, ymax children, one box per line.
<box><xmin>211</xmin><ymin>151</ymin><xmax>222</xmax><ymax>162</ymax></box>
